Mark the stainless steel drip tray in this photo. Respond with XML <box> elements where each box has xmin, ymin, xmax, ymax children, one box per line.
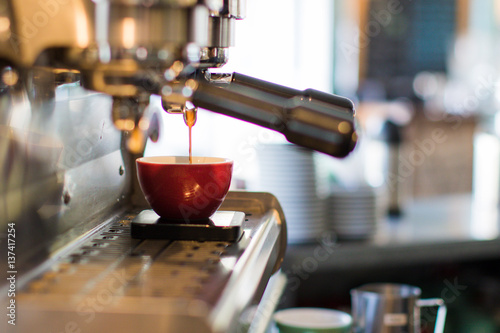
<box><xmin>7</xmin><ymin>192</ymin><xmax>286</xmax><ymax>333</ymax></box>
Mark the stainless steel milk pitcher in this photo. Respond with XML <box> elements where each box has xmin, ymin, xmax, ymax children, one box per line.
<box><xmin>351</xmin><ymin>283</ymin><xmax>447</xmax><ymax>333</ymax></box>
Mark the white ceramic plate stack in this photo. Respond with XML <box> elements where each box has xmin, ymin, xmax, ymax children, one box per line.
<box><xmin>327</xmin><ymin>186</ymin><xmax>379</xmax><ymax>240</ymax></box>
<box><xmin>255</xmin><ymin>143</ymin><xmax>326</xmax><ymax>244</ymax></box>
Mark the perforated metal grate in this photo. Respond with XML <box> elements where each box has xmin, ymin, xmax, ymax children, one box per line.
<box><xmin>24</xmin><ymin>213</ymin><xmax>239</xmax><ymax>301</ymax></box>
<box><xmin>12</xmin><ymin>192</ymin><xmax>286</xmax><ymax>333</ymax></box>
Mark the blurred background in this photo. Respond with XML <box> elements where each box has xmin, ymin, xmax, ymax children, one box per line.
<box><xmin>145</xmin><ymin>0</ymin><xmax>500</xmax><ymax>331</ymax></box>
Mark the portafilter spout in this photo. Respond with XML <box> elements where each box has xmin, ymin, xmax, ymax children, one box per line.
<box><xmin>187</xmin><ymin>72</ymin><xmax>357</xmax><ymax>158</ymax></box>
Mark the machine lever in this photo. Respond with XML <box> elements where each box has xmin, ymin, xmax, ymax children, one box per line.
<box><xmin>231</xmin><ymin>72</ymin><xmax>355</xmax><ymax>114</ymax></box>
<box><xmin>191</xmin><ymin>75</ymin><xmax>357</xmax><ymax>158</ymax></box>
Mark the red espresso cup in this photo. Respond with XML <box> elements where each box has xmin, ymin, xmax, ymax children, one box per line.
<box><xmin>136</xmin><ymin>156</ymin><xmax>233</xmax><ymax>221</ymax></box>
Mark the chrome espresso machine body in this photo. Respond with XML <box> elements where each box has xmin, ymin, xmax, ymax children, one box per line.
<box><xmin>0</xmin><ymin>1</ymin><xmax>356</xmax><ymax>332</ymax></box>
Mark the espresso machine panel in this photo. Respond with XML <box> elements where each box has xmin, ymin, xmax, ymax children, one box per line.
<box><xmin>0</xmin><ymin>1</ymin><xmax>355</xmax><ymax>332</ymax></box>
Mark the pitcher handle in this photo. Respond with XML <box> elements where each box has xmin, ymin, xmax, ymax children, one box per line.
<box><xmin>416</xmin><ymin>298</ymin><xmax>447</xmax><ymax>333</ymax></box>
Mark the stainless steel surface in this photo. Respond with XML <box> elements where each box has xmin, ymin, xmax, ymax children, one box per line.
<box><xmin>0</xmin><ymin>1</ymin><xmax>355</xmax><ymax>331</ymax></box>
<box><xmin>0</xmin><ymin>77</ymin><xmax>131</xmax><ymax>277</ymax></box>
<box><xmin>0</xmin><ymin>0</ymin><xmax>287</xmax><ymax>279</ymax></box>
<box><xmin>0</xmin><ymin>0</ymin><xmax>356</xmax><ymax>157</ymax></box>
<box><xmin>0</xmin><ymin>0</ymin><xmax>94</xmax><ymax>67</ymax></box>
<box><xmin>244</xmin><ymin>271</ymin><xmax>287</xmax><ymax>333</ymax></box>
<box><xmin>351</xmin><ymin>283</ymin><xmax>446</xmax><ymax>333</ymax></box>
<box><xmin>1</xmin><ymin>191</ymin><xmax>286</xmax><ymax>333</ymax></box>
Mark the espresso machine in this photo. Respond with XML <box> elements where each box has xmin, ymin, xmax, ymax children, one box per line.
<box><xmin>0</xmin><ymin>1</ymin><xmax>356</xmax><ymax>332</ymax></box>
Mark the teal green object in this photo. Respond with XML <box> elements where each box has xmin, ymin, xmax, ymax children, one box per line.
<box><xmin>274</xmin><ymin>308</ymin><xmax>351</xmax><ymax>333</ymax></box>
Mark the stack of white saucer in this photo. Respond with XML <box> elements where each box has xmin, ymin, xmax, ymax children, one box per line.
<box><xmin>326</xmin><ymin>185</ymin><xmax>379</xmax><ymax>240</ymax></box>
<box><xmin>255</xmin><ymin>143</ymin><xmax>326</xmax><ymax>244</ymax></box>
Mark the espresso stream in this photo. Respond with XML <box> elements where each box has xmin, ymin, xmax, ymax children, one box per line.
<box><xmin>184</xmin><ymin>109</ymin><xmax>197</xmax><ymax>164</ymax></box>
